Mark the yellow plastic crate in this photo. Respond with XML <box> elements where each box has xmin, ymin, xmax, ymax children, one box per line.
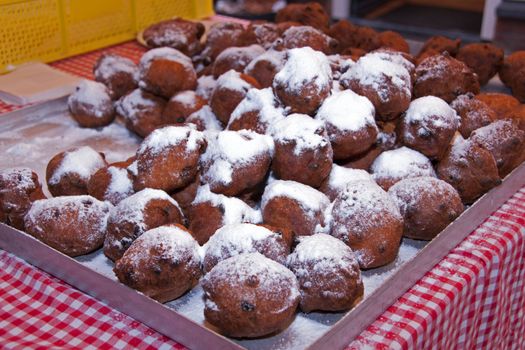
<box><xmin>0</xmin><ymin>0</ymin><xmax>214</xmax><ymax>73</ymax></box>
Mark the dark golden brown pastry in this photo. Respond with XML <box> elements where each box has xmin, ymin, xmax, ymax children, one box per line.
<box><xmin>198</xmin><ymin>22</ymin><xmax>248</xmax><ymax>63</ymax></box>
<box><xmin>379</xmin><ymin>30</ymin><xmax>409</xmax><ymax>53</ymax></box>
<box><xmin>327</xmin><ymin>19</ymin><xmax>355</xmax><ymax>51</ymax></box>
<box><xmin>269</xmin><ymin>114</ymin><xmax>333</xmax><ymax>188</ymax></box>
<box><xmin>499</xmin><ymin>51</ymin><xmax>525</xmax><ymax>102</ymax></box>
<box><xmin>213</xmin><ymin>44</ymin><xmax>265</xmax><ymax>78</ymax></box>
<box><xmin>24</xmin><ymin>195</ymin><xmax>112</xmax><ymax>257</ymax></box>
<box><xmin>210</xmin><ymin>70</ymin><xmax>261</xmax><ymax>126</ymax></box>
<box><xmin>418</xmin><ymin>36</ymin><xmax>461</xmax><ymax>58</ymax></box>
<box><xmin>133</xmin><ymin>125</ymin><xmax>206</xmax><ymax>192</ymax></box>
<box><xmin>46</xmin><ymin>146</ymin><xmax>107</xmax><ymax>197</ymax></box>
<box><xmin>330</xmin><ymin>180</ymin><xmax>403</xmax><ymax>269</ymax></box>
<box><xmin>227</xmin><ymin>87</ymin><xmax>286</xmax><ymax>134</ymax></box>
<box><xmin>202</xmin><ymin>252</ymin><xmax>300</xmax><ymax>338</ymax></box>
<box><xmin>470</xmin><ymin>119</ymin><xmax>525</xmax><ymax>178</ymax></box>
<box><xmin>116</xmin><ymin>88</ymin><xmax>168</xmax><ymax>138</ymax></box>
<box><xmin>340</xmin><ymin>52</ymin><xmax>412</xmax><ymax>121</ymax></box>
<box><xmin>103</xmin><ymin>188</ymin><xmax>185</xmax><ymax>261</ymax></box>
<box><xmin>261</xmin><ymin>179</ymin><xmax>330</xmax><ymax>238</ymax></box>
<box><xmin>188</xmin><ymin>185</ymin><xmax>262</xmax><ymax>245</ymax></box>
<box><xmin>276</xmin><ymin>25</ymin><xmax>339</xmax><ymax>55</ymax></box>
<box><xmin>414</xmin><ymin>52</ymin><xmax>480</xmax><ymax>103</ymax></box>
<box><xmin>87</xmin><ymin>160</ymin><xmax>135</xmax><ymax>206</ymax></box>
<box><xmin>68</xmin><ymin>80</ymin><xmax>115</xmax><ymax>128</ymax></box>
<box><xmin>287</xmin><ymin>233</ymin><xmax>363</xmax><ymax>312</ymax></box>
<box><xmin>456</xmin><ymin>43</ymin><xmax>504</xmax><ymax>85</ymax></box>
<box><xmin>186</xmin><ymin>105</ymin><xmax>223</xmax><ymax>132</ymax></box>
<box><xmin>475</xmin><ymin>92</ymin><xmax>520</xmax><ymax>119</ymax></box>
<box><xmin>509</xmin><ymin>104</ymin><xmax>525</xmax><ymax>131</ymax></box>
<box><xmin>138</xmin><ymin>47</ymin><xmax>197</xmax><ymax>99</ymax></box>
<box><xmin>93</xmin><ymin>53</ymin><xmax>138</xmax><ymax>100</ymax></box>
<box><xmin>315</xmin><ymin>89</ymin><xmax>378</xmax><ymax>160</ymax></box>
<box><xmin>272</xmin><ymin>47</ymin><xmax>332</xmax><ymax>115</ymax></box>
<box><xmin>389</xmin><ymin>176</ymin><xmax>464</xmax><ymax>240</ymax></box>
<box><xmin>114</xmin><ymin>224</ymin><xmax>201</xmax><ymax>303</ymax></box>
<box><xmin>399</xmin><ymin>96</ymin><xmax>460</xmax><ymax>160</ymax></box>
<box><xmin>0</xmin><ymin>167</ymin><xmax>46</xmax><ymax>230</ymax></box>
<box><xmin>162</xmin><ymin>90</ymin><xmax>207</xmax><ymax>124</ymax></box>
<box><xmin>275</xmin><ymin>2</ymin><xmax>330</xmax><ymax>32</ymax></box>
<box><xmin>202</xmin><ymin>223</ymin><xmax>291</xmax><ymax>273</ymax></box>
<box><xmin>244</xmin><ymin>49</ymin><xmax>286</xmax><ymax>89</ymax></box>
<box><xmin>200</xmin><ymin>130</ymin><xmax>274</xmax><ymax>197</ymax></box>
<box><xmin>370</xmin><ymin>146</ymin><xmax>436</xmax><ymax>191</ymax></box>
<box><xmin>450</xmin><ymin>93</ymin><xmax>496</xmax><ymax>138</ymax></box>
<box><xmin>142</xmin><ymin>18</ymin><xmax>205</xmax><ymax>56</ymax></box>
<box><xmin>436</xmin><ymin>134</ymin><xmax>501</xmax><ymax>204</ymax></box>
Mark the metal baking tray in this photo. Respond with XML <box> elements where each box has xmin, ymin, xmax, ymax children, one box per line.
<box><xmin>1</xmin><ymin>97</ymin><xmax>524</xmax><ymax>350</ymax></box>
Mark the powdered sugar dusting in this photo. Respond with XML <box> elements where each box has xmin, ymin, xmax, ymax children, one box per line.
<box><xmin>170</xmin><ymin>90</ymin><xmax>200</xmax><ymax>108</ymax></box>
<box><xmin>105</xmin><ymin>166</ymin><xmax>134</xmax><ymax>203</ymax></box>
<box><xmin>262</xmin><ymin>180</ymin><xmax>330</xmax><ymax>216</ymax></box>
<box><xmin>68</xmin><ymin>80</ymin><xmax>112</xmax><ymax>118</ymax></box>
<box><xmin>200</xmin><ymin>130</ymin><xmax>274</xmax><ymax>186</ymax></box>
<box><xmin>193</xmin><ymin>185</ymin><xmax>262</xmax><ymax>225</ymax></box>
<box><xmin>94</xmin><ymin>54</ymin><xmax>137</xmax><ymax>81</ymax></box>
<box><xmin>245</xmin><ymin>49</ymin><xmax>285</xmax><ymax>74</ymax></box>
<box><xmin>215</xmin><ymin>45</ymin><xmax>265</xmax><ymax>69</ymax></box>
<box><xmin>404</xmin><ymin>96</ymin><xmax>459</xmax><ymax>139</ymax></box>
<box><xmin>228</xmin><ymin>88</ymin><xmax>286</xmax><ymax>131</ymax></box>
<box><xmin>187</xmin><ymin>106</ymin><xmax>223</xmax><ymax>131</ymax></box>
<box><xmin>196</xmin><ymin>75</ymin><xmax>216</xmax><ymax>100</ymax></box>
<box><xmin>0</xmin><ymin>167</ymin><xmax>38</xmax><ymax>192</ymax></box>
<box><xmin>48</xmin><ymin>146</ymin><xmax>106</xmax><ymax>185</ymax></box>
<box><xmin>327</xmin><ymin>165</ymin><xmax>374</xmax><ymax>191</ymax></box>
<box><xmin>371</xmin><ymin>147</ymin><xmax>436</xmax><ymax>182</ymax></box>
<box><xmin>315</xmin><ymin>90</ymin><xmax>377</xmax><ymax>132</ymax></box>
<box><xmin>138</xmin><ymin>47</ymin><xmax>193</xmax><ymax>74</ymax></box>
<box><xmin>215</xmin><ymin>70</ymin><xmax>253</xmax><ymax>93</ymax></box>
<box><xmin>116</xmin><ymin>89</ymin><xmax>157</xmax><ymax>122</ymax></box>
<box><xmin>269</xmin><ymin>114</ymin><xmax>329</xmax><ymax>155</ymax></box>
<box><xmin>273</xmin><ymin>47</ymin><xmax>332</xmax><ymax>94</ymax></box>
<box><xmin>137</xmin><ymin>125</ymin><xmax>204</xmax><ymax>156</ymax></box>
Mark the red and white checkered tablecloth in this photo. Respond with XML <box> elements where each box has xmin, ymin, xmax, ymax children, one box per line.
<box><xmin>1</xmin><ymin>186</ymin><xmax>524</xmax><ymax>349</ymax></box>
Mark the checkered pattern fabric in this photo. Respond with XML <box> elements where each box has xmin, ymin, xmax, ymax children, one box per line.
<box><xmin>1</xmin><ymin>186</ymin><xmax>523</xmax><ymax>349</ymax></box>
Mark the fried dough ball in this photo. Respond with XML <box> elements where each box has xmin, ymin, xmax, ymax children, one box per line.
<box><xmin>0</xmin><ymin>168</ymin><xmax>46</xmax><ymax>230</ymax></box>
<box><xmin>202</xmin><ymin>253</ymin><xmax>300</xmax><ymax>338</ymax></box>
<box><xmin>418</xmin><ymin>36</ymin><xmax>461</xmax><ymax>58</ymax></box>
<box><xmin>456</xmin><ymin>43</ymin><xmax>504</xmax><ymax>85</ymax></box>
<box><xmin>370</xmin><ymin>146</ymin><xmax>436</xmax><ymax>191</ymax></box>
<box><xmin>142</xmin><ymin>18</ymin><xmax>205</xmax><ymax>56</ymax></box>
<box><xmin>340</xmin><ymin>47</ymin><xmax>367</xmax><ymax>61</ymax></box>
<box><xmin>114</xmin><ymin>224</ymin><xmax>201</xmax><ymax>303</ymax></box>
<box><xmin>116</xmin><ymin>88</ymin><xmax>167</xmax><ymax>138</ymax></box>
<box><xmin>352</xmin><ymin>26</ymin><xmax>382</xmax><ymax>52</ymax></box>
<box><xmin>244</xmin><ymin>49</ymin><xmax>286</xmax><ymax>88</ymax></box>
<box><xmin>389</xmin><ymin>177</ymin><xmax>464</xmax><ymax>240</ymax></box>
<box><xmin>470</xmin><ymin>119</ymin><xmax>525</xmax><ymax>178</ymax></box>
<box><xmin>319</xmin><ymin>165</ymin><xmax>374</xmax><ymax>201</ymax></box>
<box><xmin>24</xmin><ymin>195</ymin><xmax>112</xmax><ymax>257</ymax></box>
<box><xmin>212</xmin><ymin>44</ymin><xmax>265</xmax><ymax>78</ymax></box>
<box><xmin>138</xmin><ymin>47</ymin><xmax>197</xmax><ymax>99</ymax></box>
<box><xmin>315</xmin><ymin>90</ymin><xmax>378</xmax><ymax>160</ymax></box>
<box><xmin>134</xmin><ymin>125</ymin><xmax>206</xmax><ymax>192</ymax></box>
<box><xmin>276</xmin><ymin>26</ymin><xmax>339</xmax><ymax>55</ymax></box>
<box><xmin>68</xmin><ymin>80</ymin><xmax>115</xmax><ymax>128</ymax></box>
<box><xmin>87</xmin><ymin>160</ymin><xmax>135</xmax><ymax>206</ymax></box>
<box><xmin>330</xmin><ymin>180</ymin><xmax>403</xmax><ymax>269</ymax></box>
<box><xmin>200</xmin><ymin>130</ymin><xmax>274</xmax><ymax>196</ymax></box>
<box><xmin>399</xmin><ymin>96</ymin><xmax>460</xmax><ymax>160</ymax></box>
<box><xmin>46</xmin><ymin>146</ymin><xmax>107</xmax><ymax>197</ymax></box>
<box><xmin>509</xmin><ymin>104</ymin><xmax>525</xmax><ymax>131</ymax></box>
<box><xmin>273</xmin><ymin>47</ymin><xmax>332</xmax><ymax>115</ymax></box>
<box><xmin>287</xmin><ymin>233</ymin><xmax>363</xmax><ymax>312</ymax></box>
<box><xmin>379</xmin><ymin>30</ymin><xmax>409</xmax><ymax>53</ymax></box>
<box><xmin>188</xmin><ymin>185</ymin><xmax>262</xmax><ymax>245</ymax></box>
<box><xmin>261</xmin><ymin>180</ymin><xmax>330</xmax><ymax>238</ymax></box>
<box><xmin>414</xmin><ymin>53</ymin><xmax>480</xmax><ymax>103</ymax></box>
<box><xmin>186</xmin><ymin>105</ymin><xmax>223</xmax><ymax>132</ymax></box>
<box><xmin>240</xmin><ymin>23</ymin><xmax>281</xmax><ymax>49</ymax></box>
<box><xmin>499</xmin><ymin>51</ymin><xmax>525</xmax><ymax>102</ymax></box>
<box><xmin>162</xmin><ymin>90</ymin><xmax>207</xmax><ymax>124</ymax></box>
<box><xmin>227</xmin><ymin>87</ymin><xmax>286</xmax><ymax>134</ymax></box>
<box><xmin>450</xmin><ymin>93</ymin><xmax>496</xmax><ymax>138</ymax></box>
<box><xmin>436</xmin><ymin>134</ymin><xmax>501</xmax><ymax>204</ymax></box>
<box><xmin>210</xmin><ymin>70</ymin><xmax>261</xmax><ymax>126</ymax></box>
<box><xmin>475</xmin><ymin>92</ymin><xmax>520</xmax><ymax>119</ymax></box>
<box><xmin>199</xmin><ymin>22</ymin><xmax>248</xmax><ymax>62</ymax></box>
<box><xmin>269</xmin><ymin>114</ymin><xmax>333</xmax><ymax>188</ymax></box>
<box><xmin>327</xmin><ymin>19</ymin><xmax>356</xmax><ymax>51</ymax></box>
<box><xmin>202</xmin><ymin>223</ymin><xmax>292</xmax><ymax>273</ymax></box>
<box><xmin>275</xmin><ymin>2</ymin><xmax>330</xmax><ymax>32</ymax></box>
<box><xmin>368</xmin><ymin>49</ymin><xmax>416</xmax><ymax>82</ymax></box>
<box><xmin>103</xmin><ymin>188</ymin><xmax>185</xmax><ymax>261</ymax></box>
<box><xmin>340</xmin><ymin>53</ymin><xmax>412</xmax><ymax>121</ymax></box>
<box><xmin>93</xmin><ymin>53</ymin><xmax>138</xmax><ymax>100</ymax></box>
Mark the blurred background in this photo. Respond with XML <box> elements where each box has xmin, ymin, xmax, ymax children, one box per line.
<box><xmin>214</xmin><ymin>0</ymin><xmax>525</xmax><ymax>51</ymax></box>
